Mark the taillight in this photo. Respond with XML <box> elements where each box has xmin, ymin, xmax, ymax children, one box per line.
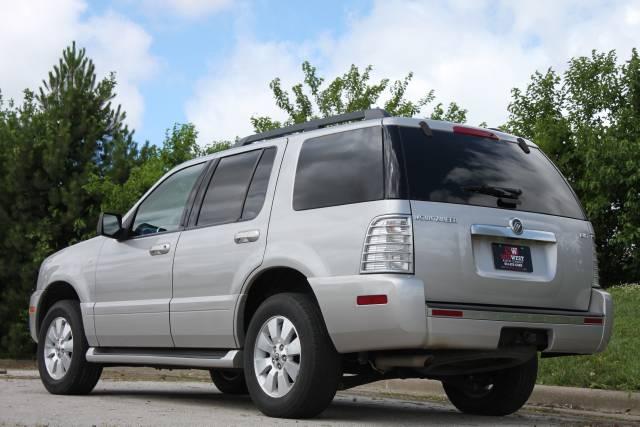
<box><xmin>361</xmin><ymin>215</ymin><xmax>413</xmax><ymax>273</ymax></box>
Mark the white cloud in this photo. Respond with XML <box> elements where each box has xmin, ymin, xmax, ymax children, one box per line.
<box><xmin>78</xmin><ymin>11</ymin><xmax>157</xmax><ymax>129</ymax></box>
<box><xmin>187</xmin><ymin>0</ymin><xmax>640</xmax><ymax>143</ymax></box>
<box><xmin>0</xmin><ymin>0</ymin><xmax>157</xmax><ymax>129</ymax></box>
<box><xmin>185</xmin><ymin>38</ymin><xmax>305</xmax><ymax>142</ymax></box>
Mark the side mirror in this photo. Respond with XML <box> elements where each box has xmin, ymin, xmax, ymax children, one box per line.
<box><xmin>97</xmin><ymin>212</ymin><xmax>124</xmax><ymax>239</ymax></box>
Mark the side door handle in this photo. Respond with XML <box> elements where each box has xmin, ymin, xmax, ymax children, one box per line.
<box><xmin>234</xmin><ymin>230</ymin><xmax>260</xmax><ymax>244</ymax></box>
<box><xmin>149</xmin><ymin>243</ymin><xmax>171</xmax><ymax>256</ymax></box>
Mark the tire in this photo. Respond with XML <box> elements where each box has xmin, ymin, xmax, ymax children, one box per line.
<box><xmin>37</xmin><ymin>300</ymin><xmax>102</xmax><ymax>395</ymax></box>
<box><xmin>244</xmin><ymin>293</ymin><xmax>341</xmax><ymax>418</ymax></box>
<box><xmin>210</xmin><ymin>369</ymin><xmax>248</xmax><ymax>395</ymax></box>
<box><xmin>442</xmin><ymin>356</ymin><xmax>538</xmax><ymax>416</ymax></box>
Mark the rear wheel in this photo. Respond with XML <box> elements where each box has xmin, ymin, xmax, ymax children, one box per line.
<box><xmin>210</xmin><ymin>369</ymin><xmax>248</xmax><ymax>394</ymax></box>
<box><xmin>442</xmin><ymin>356</ymin><xmax>538</xmax><ymax>416</ymax></box>
<box><xmin>37</xmin><ymin>300</ymin><xmax>102</xmax><ymax>394</ymax></box>
<box><xmin>244</xmin><ymin>293</ymin><xmax>341</xmax><ymax>418</ymax></box>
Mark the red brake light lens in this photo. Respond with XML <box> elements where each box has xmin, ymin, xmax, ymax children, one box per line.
<box><xmin>452</xmin><ymin>126</ymin><xmax>499</xmax><ymax>140</ymax></box>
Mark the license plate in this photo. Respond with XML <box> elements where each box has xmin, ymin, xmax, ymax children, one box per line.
<box><xmin>491</xmin><ymin>243</ymin><xmax>533</xmax><ymax>273</ymax></box>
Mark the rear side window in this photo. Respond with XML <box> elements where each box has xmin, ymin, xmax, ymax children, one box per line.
<box><xmin>197</xmin><ymin>148</ymin><xmax>275</xmax><ymax>226</ymax></box>
<box><xmin>392</xmin><ymin>126</ymin><xmax>585</xmax><ymax>219</ymax></box>
<box><xmin>293</xmin><ymin>126</ymin><xmax>383</xmax><ymax>210</ymax></box>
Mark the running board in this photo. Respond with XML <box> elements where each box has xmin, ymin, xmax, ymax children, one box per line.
<box><xmin>86</xmin><ymin>347</ymin><xmax>242</xmax><ymax>369</ymax></box>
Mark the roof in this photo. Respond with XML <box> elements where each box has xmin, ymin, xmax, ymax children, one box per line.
<box><xmin>235</xmin><ymin>108</ymin><xmax>536</xmax><ymax>149</ymax></box>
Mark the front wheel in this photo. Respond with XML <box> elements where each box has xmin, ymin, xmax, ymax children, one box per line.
<box><xmin>37</xmin><ymin>300</ymin><xmax>102</xmax><ymax>394</ymax></box>
<box><xmin>244</xmin><ymin>293</ymin><xmax>341</xmax><ymax>418</ymax></box>
<box><xmin>442</xmin><ymin>356</ymin><xmax>538</xmax><ymax>416</ymax></box>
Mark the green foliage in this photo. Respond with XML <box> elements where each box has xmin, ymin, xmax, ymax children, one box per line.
<box><xmin>251</xmin><ymin>61</ymin><xmax>467</xmax><ymax>132</ymax></box>
<box><xmin>506</xmin><ymin>50</ymin><xmax>640</xmax><ymax>286</ymax></box>
<box><xmin>538</xmin><ymin>285</ymin><xmax>640</xmax><ymax>391</ymax></box>
<box><xmin>0</xmin><ymin>42</ymin><xmax>144</xmax><ymax>356</ymax></box>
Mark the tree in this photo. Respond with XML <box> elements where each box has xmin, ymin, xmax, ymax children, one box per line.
<box><xmin>0</xmin><ymin>43</ymin><xmax>142</xmax><ymax>356</ymax></box>
<box><xmin>505</xmin><ymin>49</ymin><xmax>640</xmax><ymax>286</ymax></box>
<box><xmin>251</xmin><ymin>61</ymin><xmax>467</xmax><ymax>132</ymax></box>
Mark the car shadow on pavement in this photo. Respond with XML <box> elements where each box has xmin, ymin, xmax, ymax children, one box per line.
<box><xmin>89</xmin><ymin>387</ymin><xmax>531</xmax><ymax>425</ymax></box>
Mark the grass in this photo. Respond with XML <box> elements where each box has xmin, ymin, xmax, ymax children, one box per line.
<box><xmin>537</xmin><ymin>284</ymin><xmax>640</xmax><ymax>391</ymax></box>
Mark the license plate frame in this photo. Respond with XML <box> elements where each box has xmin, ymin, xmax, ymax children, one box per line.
<box><xmin>491</xmin><ymin>243</ymin><xmax>533</xmax><ymax>273</ymax></box>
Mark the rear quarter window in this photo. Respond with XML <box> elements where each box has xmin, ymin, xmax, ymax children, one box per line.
<box><xmin>293</xmin><ymin>126</ymin><xmax>384</xmax><ymax>210</ymax></box>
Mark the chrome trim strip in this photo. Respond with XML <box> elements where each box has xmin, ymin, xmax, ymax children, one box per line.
<box><xmin>86</xmin><ymin>348</ymin><xmax>242</xmax><ymax>368</ymax></box>
<box><xmin>470</xmin><ymin>224</ymin><xmax>557</xmax><ymax>243</ymax></box>
<box><xmin>426</xmin><ymin>307</ymin><xmax>597</xmax><ymax>325</ymax></box>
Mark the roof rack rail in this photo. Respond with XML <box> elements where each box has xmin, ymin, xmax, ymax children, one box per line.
<box><xmin>235</xmin><ymin>108</ymin><xmax>390</xmax><ymax>147</ymax></box>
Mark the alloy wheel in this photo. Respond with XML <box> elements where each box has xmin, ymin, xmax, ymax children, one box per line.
<box><xmin>43</xmin><ymin>317</ymin><xmax>73</xmax><ymax>380</ymax></box>
<box><xmin>253</xmin><ymin>315</ymin><xmax>301</xmax><ymax>398</ymax></box>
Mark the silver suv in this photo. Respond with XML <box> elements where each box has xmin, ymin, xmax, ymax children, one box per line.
<box><xmin>29</xmin><ymin>109</ymin><xmax>612</xmax><ymax>419</ymax></box>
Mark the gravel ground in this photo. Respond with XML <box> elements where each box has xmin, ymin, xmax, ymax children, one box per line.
<box><xmin>0</xmin><ymin>375</ymin><xmax>628</xmax><ymax>426</ymax></box>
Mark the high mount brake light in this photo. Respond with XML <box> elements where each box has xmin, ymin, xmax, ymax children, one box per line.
<box><xmin>452</xmin><ymin>126</ymin><xmax>499</xmax><ymax>140</ymax></box>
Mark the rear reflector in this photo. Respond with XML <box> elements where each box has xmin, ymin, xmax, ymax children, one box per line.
<box><xmin>28</xmin><ymin>306</ymin><xmax>36</xmax><ymax>314</ymax></box>
<box><xmin>584</xmin><ymin>317</ymin><xmax>604</xmax><ymax>325</ymax></box>
<box><xmin>357</xmin><ymin>295</ymin><xmax>388</xmax><ymax>305</ymax></box>
<box><xmin>431</xmin><ymin>309</ymin><xmax>464</xmax><ymax>318</ymax></box>
<box><xmin>452</xmin><ymin>125</ymin><xmax>499</xmax><ymax>140</ymax></box>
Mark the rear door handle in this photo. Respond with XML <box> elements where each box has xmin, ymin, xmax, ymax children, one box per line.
<box><xmin>234</xmin><ymin>230</ymin><xmax>260</xmax><ymax>244</ymax></box>
<box><xmin>149</xmin><ymin>243</ymin><xmax>171</xmax><ymax>256</ymax></box>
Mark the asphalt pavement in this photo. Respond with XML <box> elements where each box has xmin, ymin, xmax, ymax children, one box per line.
<box><xmin>0</xmin><ymin>375</ymin><xmax>630</xmax><ymax>426</ymax></box>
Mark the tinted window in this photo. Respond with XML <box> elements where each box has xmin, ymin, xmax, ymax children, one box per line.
<box><xmin>294</xmin><ymin>127</ymin><xmax>383</xmax><ymax>210</ymax></box>
<box><xmin>241</xmin><ymin>148</ymin><xmax>276</xmax><ymax>221</ymax></box>
<box><xmin>393</xmin><ymin>126</ymin><xmax>585</xmax><ymax>219</ymax></box>
<box><xmin>132</xmin><ymin>163</ymin><xmax>205</xmax><ymax>236</ymax></box>
<box><xmin>197</xmin><ymin>150</ymin><xmax>261</xmax><ymax>226</ymax></box>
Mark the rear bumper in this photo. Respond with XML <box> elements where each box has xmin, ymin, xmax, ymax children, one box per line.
<box><xmin>426</xmin><ymin>289</ymin><xmax>613</xmax><ymax>354</ymax></box>
<box><xmin>309</xmin><ymin>274</ymin><xmax>612</xmax><ymax>355</ymax></box>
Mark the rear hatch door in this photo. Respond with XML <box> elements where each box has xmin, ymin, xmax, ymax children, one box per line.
<box><xmin>391</xmin><ymin>124</ymin><xmax>594</xmax><ymax>311</ymax></box>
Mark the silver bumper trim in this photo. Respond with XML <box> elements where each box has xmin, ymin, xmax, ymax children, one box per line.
<box><xmin>427</xmin><ymin>307</ymin><xmax>596</xmax><ymax>325</ymax></box>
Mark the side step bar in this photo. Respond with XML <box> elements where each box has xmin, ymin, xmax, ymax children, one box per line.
<box><xmin>86</xmin><ymin>347</ymin><xmax>242</xmax><ymax>369</ymax></box>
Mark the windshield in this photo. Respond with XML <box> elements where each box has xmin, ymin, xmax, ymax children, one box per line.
<box><xmin>389</xmin><ymin>126</ymin><xmax>586</xmax><ymax>220</ymax></box>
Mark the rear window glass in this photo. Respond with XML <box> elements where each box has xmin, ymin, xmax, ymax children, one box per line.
<box><xmin>293</xmin><ymin>126</ymin><xmax>383</xmax><ymax>210</ymax></box>
<box><xmin>393</xmin><ymin>126</ymin><xmax>585</xmax><ymax>220</ymax></box>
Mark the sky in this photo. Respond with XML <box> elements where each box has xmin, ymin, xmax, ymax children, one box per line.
<box><xmin>1</xmin><ymin>0</ymin><xmax>640</xmax><ymax>146</ymax></box>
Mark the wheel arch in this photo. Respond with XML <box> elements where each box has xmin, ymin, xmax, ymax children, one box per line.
<box><xmin>235</xmin><ymin>266</ymin><xmax>324</xmax><ymax>347</ymax></box>
<box><xmin>37</xmin><ymin>281</ymin><xmax>81</xmax><ymax>337</ymax></box>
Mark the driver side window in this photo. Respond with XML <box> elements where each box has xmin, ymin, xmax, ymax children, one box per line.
<box><xmin>132</xmin><ymin>162</ymin><xmax>205</xmax><ymax>236</ymax></box>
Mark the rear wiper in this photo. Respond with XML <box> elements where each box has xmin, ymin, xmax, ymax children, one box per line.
<box><xmin>463</xmin><ymin>185</ymin><xmax>523</xmax><ymax>200</ymax></box>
